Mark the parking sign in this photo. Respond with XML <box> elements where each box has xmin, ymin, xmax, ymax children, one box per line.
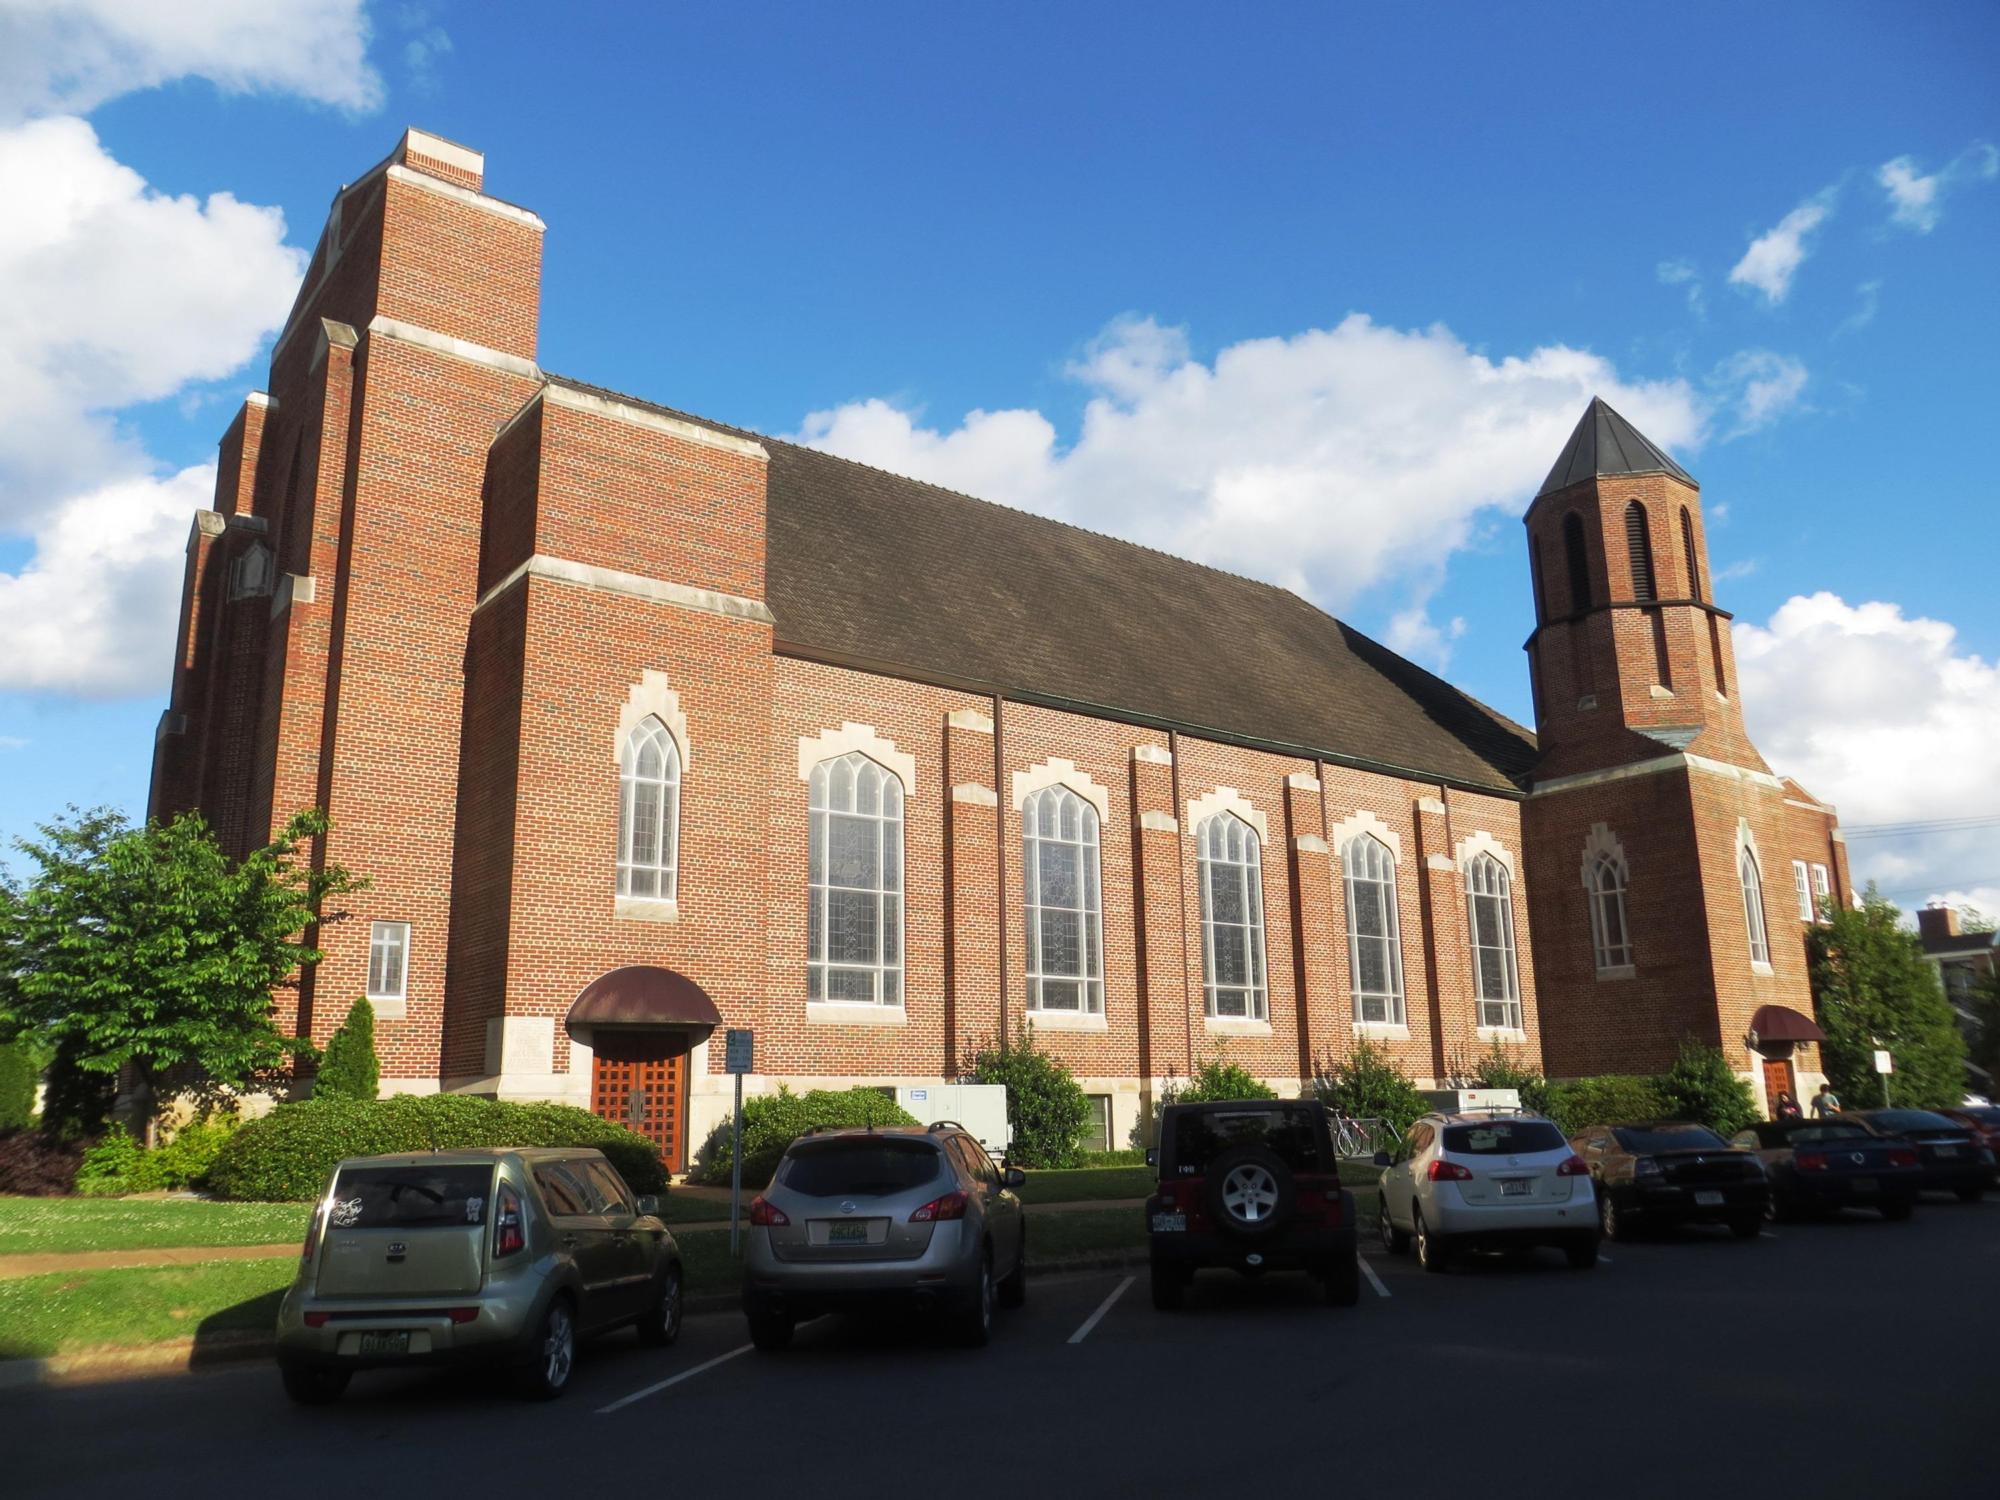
<box><xmin>725</xmin><ymin>1028</ymin><xmax>754</xmax><ymax>1075</ymax></box>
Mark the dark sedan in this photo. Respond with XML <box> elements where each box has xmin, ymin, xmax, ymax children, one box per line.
<box><xmin>1934</xmin><ymin>1107</ymin><xmax>2000</xmax><ymax>1181</ymax></box>
<box><xmin>1570</xmin><ymin>1121</ymin><xmax>1766</xmax><ymax>1240</ymax></box>
<box><xmin>1729</xmin><ymin>1120</ymin><xmax>1920</xmax><ymax>1221</ymax></box>
<box><xmin>1840</xmin><ymin>1109</ymin><xmax>1994</xmax><ymax>1202</ymax></box>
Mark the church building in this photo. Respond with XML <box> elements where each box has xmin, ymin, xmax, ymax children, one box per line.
<box><xmin>149</xmin><ymin>131</ymin><xmax>1847</xmax><ymax>1167</ymax></box>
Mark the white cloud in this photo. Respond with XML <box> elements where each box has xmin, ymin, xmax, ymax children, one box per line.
<box><xmin>1835</xmin><ymin>279</ymin><xmax>1882</xmax><ymax>337</ymax></box>
<box><xmin>0</xmin><ymin>0</ymin><xmax>380</xmax><ymax>121</ymax></box>
<box><xmin>1709</xmin><ymin>349</ymin><xmax>1809</xmax><ymax>435</ymax></box>
<box><xmin>1729</xmin><ymin>189</ymin><xmax>1837</xmax><ymax>305</ymax></box>
<box><xmin>1877</xmin><ymin>144</ymin><xmax>1998</xmax><ymax>233</ymax></box>
<box><xmin>0</xmin><ymin>115</ymin><xmax>305</xmax><ymax>521</ymax></box>
<box><xmin>1734</xmin><ymin>593</ymin><xmax>2000</xmax><ymax>913</ymax></box>
<box><xmin>796</xmin><ymin>313</ymin><xmax>1707</xmax><ymax>613</ymax></box>
<box><xmin>1656</xmin><ymin>258</ymin><xmax>1705</xmax><ymax>318</ymax></box>
<box><xmin>1712</xmin><ymin>558</ymin><xmax>1759</xmax><ymax>583</ymax></box>
<box><xmin>0</xmin><ymin>465</ymin><xmax>213</xmax><ymax>696</ymax></box>
<box><xmin>0</xmin><ymin>735</ymin><xmax>28</xmax><ymax>750</ymax></box>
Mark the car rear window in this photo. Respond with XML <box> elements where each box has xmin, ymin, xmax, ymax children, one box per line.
<box><xmin>781</xmin><ymin>1139</ymin><xmax>944</xmax><ymax>1197</ymax></box>
<box><xmin>328</xmin><ymin>1165</ymin><xmax>493</xmax><ymax>1229</ymax></box>
<box><xmin>1441</xmin><ymin>1120</ymin><xmax>1567</xmax><ymax>1155</ymax></box>
<box><xmin>1868</xmin><ymin>1110</ymin><xmax>1958</xmax><ymax>1132</ymax></box>
<box><xmin>1957</xmin><ymin>1107</ymin><xmax>2000</xmax><ymax>1126</ymax></box>
<box><xmin>1785</xmin><ymin>1124</ymin><xmax>1870</xmax><ymax>1144</ymax></box>
<box><xmin>1612</xmin><ymin>1124</ymin><xmax>1729</xmax><ymax>1153</ymax></box>
<box><xmin>1171</xmin><ymin>1108</ymin><xmax>1324</xmax><ymax>1174</ymax></box>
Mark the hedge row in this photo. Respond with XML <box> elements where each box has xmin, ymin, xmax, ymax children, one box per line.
<box><xmin>206</xmin><ymin>1095</ymin><xmax>667</xmax><ymax>1201</ymax></box>
<box><xmin>690</xmin><ymin>1086</ymin><xmax>917</xmax><ymax>1187</ymax></box>
<box><xmin>1542</xmin><ymin>1075</ymin><xmax>1667</xmax><ymax>1137</ymax></box>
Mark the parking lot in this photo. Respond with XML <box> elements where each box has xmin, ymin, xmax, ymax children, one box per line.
<box><xmin>8</xmin><ymin>1195</ymin><xmax>1993</xmax><ymax>1499</ymax></box>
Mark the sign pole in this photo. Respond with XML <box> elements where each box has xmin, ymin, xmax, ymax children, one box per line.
<box><xmin>724</xmin><ymin>1027</ymin><xmax>753</xmax><ymax>1257</ymax></box>
<box><xmin>1872</xmin><ymin>1044</ymin><xmax>1894</xmax><ymax>1107</ymax></box>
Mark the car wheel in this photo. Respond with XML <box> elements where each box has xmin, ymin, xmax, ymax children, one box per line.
<box><xmin>636</xmin><ymin>1264</ymin><xmax>683</xmax><ymax>1348</ymax></box>
<box><xmin>1150</xmin><ymin>1263</ymin><xmax>1186</xmax><ymax>1311</ymax></box>
<box><xmin>1597</xmin><ymin>1190</ymin><xmax>1626</xmax><ymax>1242</ymax></box>
<box><xmin>1322</xmin><ymin>1255</ymin><xmax>1361</xmax><ymax>1307</ymax></box>
<box><xmin>279</xmin><ymin>1363</ymin><xmax>350</xmax><ymax>1406</ymax></box>
<box><xmin>996</xmin><ymin>1228</ymin><xmax>1027</xmax><ymax>1309</ymax></box>
<box><xmin>747</xmin><ymin>1301</ymin><xmax>794</xmax><ymax>1353</ymax></box>
<box><xmin>1880</xmin><ymin>1198</ymin><xmax>1913</xmax><ymax>1222</ymax></box>
<box><xmin>954</xmin><ymin>1250</ymin><xmax>995</xmax><ymax>1348</ymax></box>
<box><xmin>1954</xmin><ymin>1184</ymin><xmax>1985</xmax><ymax>1204</ymax></box>
<box><xmin>1764</xmin><ymin>1192</ymin><xmax>1790</xmax><ymax>1224</ymax></box>
<box><xmin>516</xmin><ymin>1297</ymin><xmax>576</xmax><ymax>1401</ymax></box>
<box><xmin>1727</xmin><ymin>1213</ymin><xmax>1761</xmax><ymax>1240</ymax></box>
<box><xmin>1413</xmin><ymin>1206</ymin><xmax>1449</xmax><ymax>1274</ymax></box>
<box><xmin>1564</xmin><ymin>1234</ymin><xmax>1599</xmax><ymax>1270</ymax></box>
<box><xmin>1378</xmin><ymin>1202</ymin><xmax>1410</xmax><ymax>1256</ymax></box>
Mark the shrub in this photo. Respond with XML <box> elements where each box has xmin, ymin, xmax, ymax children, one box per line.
<box><xmin>968</xmin><ymin>1032</ymin><xmax>1093</xmax><ymax>1168</ymax></box>
<box><xmin>206</xmin><ymin>1094</ymin><xmax>667</xmax><ymax>1201</ymax></box>
<box><xmin>316</xmin><ymin>998</ymin><xmax>380</xmax><ymax>1101</ymax></box>
<box><xmin>1543</xmin><ymin>1074</ymin><xmax>1667</xmax><ymax>1137</ymax></box>
<box><xmin>150</xmin><ymin>1113</ymin><xmax>241</xmax><ymax>1189</ymax></box>
<box><xmin>1313</xmin><ymin>1039</ymin><xmax>1428</xmax><ymax>1136</ymax></box>
<box><xmin>75</xmin><ymin>1126</ymin><xmax>147</xmax><ymax>1196</ymax></box>
<box><xmin>1655</xmin><ymin>1040</ymin><xmax>1759</xmax><ymax>1136</ymax></box>
<box><xmin>1078</xmin><ymin>1148</ymin><xmax>1147</xmax><ymax>1167</ymax></box>
<box><xmin>1171</xmin><ymin>1055</ymin><xmax>1278</xmax><ymax>1105</ymax></box>
<box><xmin>1448</xmin><ymin>1040</ymin><xmax>1552</xmax><ymax>1118</ymax></box>
<box><xmin>0</xmin><ymin>1131</ymin><xmax>85</xmax><ymax>1195</ymax></box>
<box><xmin>0</xmin><ymin>1041</ymin><xmax>38</xmax><ymax>1132</ymax></box>
<box><xmin>690</xmin><ymin>1086</ymin><xmax>919</xmax><ymax>1186</ymax></box>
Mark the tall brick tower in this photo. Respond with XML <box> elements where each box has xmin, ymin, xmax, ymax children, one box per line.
<box><xmin>1520</xmin><ymin>399</ymin><xmax>1847</xmax><ymax>1111</ymax></box>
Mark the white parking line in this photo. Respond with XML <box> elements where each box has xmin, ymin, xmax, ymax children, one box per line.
<box><xmin>596</xmin><ymin>1343</ymin><xmax>752</xmax><ymax>1413</ymax></box>
<box><xmin>1760</xmin><ymin>1231</ymin><xmax>1778</xmax><ymax>1240</ymax></box>
<box><xmin>1356</xmin><ymin>1254</ymin><xmax>1391</xmax><ymax>1298</ymax></box>
<box><xmin>1067</xmin><ymin>1275</ymin><xmax>1135</xmax><ymax>1344</ymax></box>
<box><xmin>1598</xmin><ymin>1253</ymin><xmax>1613</xmax><ymax>1264</ymax></box>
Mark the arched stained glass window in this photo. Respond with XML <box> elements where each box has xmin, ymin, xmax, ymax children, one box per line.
<box><xmin>1465</xmin><ymin>853</ymin><xmax>1521</xmax><ymax>1030</ymax></box>
<box><xmin>808</xmin><ymin>752</ymin><xmax>903</xmax><ymax>1004</ymax></box>
<box><xmin>1588</xmin><ymin>852</ymin><xmax>1632</xmax><ymax>971</ymax></box>
<box><xmin>1740</xmin><ymin>847</ymin><xmax>1770</xmax><ymax>967</ymax></box>
<box><xmin>1023</xmin><ymin>786</ymin><xmax>1103</xmax><ymax>1014</ymax></box>
<box><xmin>1342</xmin><ymin>834</ymin><xmax>1404</xmax><ymax>1025</ymax></box>
<box><xmin>617</xmin><ymin>718</ymin><xmax>680</xmax><ymax>901</ymax></box>
<box><xmin>1198</xmin><ymin>812</ymin><xmax>1267</xmax><ymax>1020</ymax></box>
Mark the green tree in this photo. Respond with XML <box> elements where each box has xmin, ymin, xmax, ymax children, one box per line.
<box><xmin>316</xmin><ymin>998</ymin><xmax>380</xmax><ymax>1100</ymax></box>
<box><xmin>1963</xmin><ymin>968</ymin><xmax>2000</xmax><ymax>1092</ymax></box>
<box><xmin>1313</xmin><ymin>1039</ymin><xmax>1428</xmax><ymax>1135</ymax></box>
<box><xmin>1655</xmin><ymin>1039</ymin><xmax>1759</xmax><ymax>1135</ymax></box>
<box><xmin>0</xmin><ymin>1038</ymin><xmax>38</xmax><ymax>1132</ymax></box>
<box><xmin>1171</xmin><ymin>1053</ymin><xmax>1278</xmax><ymax>1104</ymax></box>
<box><xmin>0</xmin><ymin>807</ymin><xmax>363</xmax><ymax>1136</ymax></box>
<box><xmin>1445</xmin><ymin>1039</ymin><xmax>1552</xmax><ymax>1117</ymax></box>
<box><xmin>1808</xmin><ymin>886</ymin><xmax>1969</xmax><ymax>1110</ymax></box>
<box><xmin>967</xmin><ymin>1028</ymin><xmax>1091</xmax><ymax>1168</ymax></box>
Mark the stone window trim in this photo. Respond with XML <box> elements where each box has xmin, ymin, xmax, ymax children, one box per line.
<box><xmin>615</xmin><ymin>670</ymin><xmax>688</xmax><ymax>771</ymax></box>
<box><xmin>1185</xmin><ymin>786</ymin><xmax>1268</xmax><ymax>845</ymax></box>
<box><xmin>1452</xmin><ymin>829</ymin><xmax>1517</xmax><ymax>880</ymax></box>
<box><xmin>1011</xmin><ymin>758</ymin><xmax>1110</xmax><ymax>823</ymax></box>
<box><xmin>1331</xmin><ymin>808</ymin><xmax>1404</xmax><ymax>865</ymax></box>
<box><xmin>797</xmin><ymin>722</ymin><xmax>916</xmax><ymax>799</ymax></box>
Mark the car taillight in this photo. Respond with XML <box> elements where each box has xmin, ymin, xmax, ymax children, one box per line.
<box><xmin>302</xmin><ymin>1311</ymin><xmax>329</xmax><ymax>1328</ymax></box>
<box><xmin>446</xmin><ymin>1307</ymin><xmax>480</xmax><ymax>1325</ymax></box>
<box><xmin>300</xmin><ymin>1204</ymin><xmax>324</xmax><ymax>1263</ymax></box>
<box><xmin>749</xmin><ymin>1196</ymin><xmax>790</xmax><ymax>1227</ymax></box>
<box><xmin>1887</xmin><ymin>1148</ymin><xmax>1918</xmax><ymax>1169</ymax></box>
<box><xmin>910</xmin><ymin>1190</ymin><xmax>969</xmax><ymax>1222</ymax></box>
<box><xmin>1426</xmin><ymin>1160</ymin><xmax>1474</xmax><ymax>1182</ymax></box>
<box><xmin>1155</xmin><ymin>1184</ymin><xmax>1177</xmax><ymax>1210</ymax></box>
<box><xmin>494</xmin><ymin>1183</ymin><xmax>526</xmax><ymax>1257</ymax></box>
<box><xmin>1795</xmin><ymin>1151</ymin><xmax>1828</xmax><ymax>1172</ymax></box>
<box><xmin>1556</xmin><ymin>1155</ymin><xmax>1590</xmax><ymax>1177</ymax></box>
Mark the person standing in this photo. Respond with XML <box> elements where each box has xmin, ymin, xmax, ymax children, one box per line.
<box><xmin>1810</xmin><ymin>1081</ymin><xmax>1841</xmax><ymax>1119</ymax></box>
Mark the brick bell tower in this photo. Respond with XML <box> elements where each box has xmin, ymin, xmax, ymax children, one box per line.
<box><xmin>1519</xmin><ymin>399</ymin><xmax>1838</xmax><ymax>1095</ymax></box>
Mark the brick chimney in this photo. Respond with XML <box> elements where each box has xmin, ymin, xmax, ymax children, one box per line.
<box><xmin>395</xmin><ymin>127</ymin><xmax>484</xmax><ymax>192</ymax></box>
<box><xmin>1917</xmin><ymin>904</ymin><xmax>1962</xmax><ymax>943</ymax></box>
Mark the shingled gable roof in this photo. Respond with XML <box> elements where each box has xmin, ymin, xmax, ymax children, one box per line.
<box><xmin>1537</xmin><ymin>396</ymin><xmax>1695</xmax><ymax>498</ymax></box>
<box><xmin>546</xmin><ymin>375</ymin><xmax>1538</xmax><ymax>796</ymax></box>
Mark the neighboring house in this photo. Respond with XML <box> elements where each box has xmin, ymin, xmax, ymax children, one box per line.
<box><xmin>147</xmin><ymin>129</ymin><xmax>1847</xmax><ymax>1166</ymax></box>
<box><xmin>1916</xmin><ymin>905</ymin><xmax>1997</xmax><ymax>1093</ymax></box>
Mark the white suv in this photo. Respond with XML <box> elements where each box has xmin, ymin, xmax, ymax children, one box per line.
<box><xmin>1375</xmin><ymin>1112</ymin><xmax>1598</xmax><ymax>1272</ymax></box>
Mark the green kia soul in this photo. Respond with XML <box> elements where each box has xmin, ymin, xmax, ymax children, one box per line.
<box><xmin>275</xmin><ymin>1147</ymin><xmax>682</xmax><ymax>1404</ymax></box>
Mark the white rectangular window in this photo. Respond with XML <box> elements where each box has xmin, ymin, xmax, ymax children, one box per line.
<box><xmin>1810</xmin><ymin>864</ymin><xmax>1831</xmax><ymax>921</ymax></box>
<box><xmin>1083</xmin><ymin>1095</ymin><xmax>1113</xmax><ymax>1155</ymax></box>
<box><xmin>367</xmin><ymin>921</ymin><xmax>410</xmax><ymax>1001</ymax></box>
<box><xmin>1792</xmin><ymin>860</ymin><xmax>1812</xmax><ymax>922</ymax></box>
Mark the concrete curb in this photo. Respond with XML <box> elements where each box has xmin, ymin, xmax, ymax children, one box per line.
<box><xmin>0</xmin><ymin>1251</ymin><xmax>1152</xmax><ymax>1391</ymax></box>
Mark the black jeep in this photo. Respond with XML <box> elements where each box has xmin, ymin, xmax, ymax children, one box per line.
<box><xmin>1145</xmin><ymin>1098</ymin><xmax>1359</xmax><ymax>1309</ymax></box>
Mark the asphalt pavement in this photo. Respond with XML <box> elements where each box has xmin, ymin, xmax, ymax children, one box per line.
<box><xmin>8</xmin><ymin>1196</ymin><xmax>1995</xmax><ymax>1499</ymax></box>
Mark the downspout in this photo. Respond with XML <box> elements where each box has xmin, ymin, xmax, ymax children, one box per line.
<box><xmin>1170</xmin><ymin>728</ymin><xmax>1193</xmax><ymax>1076</ymax></box>
<box><xmin>994</xmin><ymin>692</ymin><xmax>1007</xmax><ymax>1048</ymax></box>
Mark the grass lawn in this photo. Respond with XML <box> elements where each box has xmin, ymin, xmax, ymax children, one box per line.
<box><xmin>0</xmin><ymin>1257</ymin><xmax>295</xmax><ymax>1360</ymax></box>
<box><xmin>0</xmin><ymin>1197</ymin><xmax>312</xmax><ymax>1257</ymax></box>
<box><xmin>1015</xmin><ymin>1165</ymin><xmax>1155</xmax><ymax>1204</ymax></box>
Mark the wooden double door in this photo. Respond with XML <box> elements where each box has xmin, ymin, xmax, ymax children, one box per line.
<box><xmin>590</xmin><ymin>1032</ymin><xmax>690</xmax><ymax>1173</ymax></box>
<box><xmin>1761</xmin><ymin>1057</ymin><xmax>1797</xmax><ymax>1118</ymax></box>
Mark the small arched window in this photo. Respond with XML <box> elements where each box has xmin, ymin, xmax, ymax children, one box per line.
<box><xmin>1739</xmin><ymin>847</ymin><xmax>1770</xmax><ymax>967</ymax></box>
<box><xmin>1625</xmin><ymin>502</ymin><xmax>1657</xmax><ymax>602</ymax></box>
<box><xmin>1588</xmin><ymin>853</ymin><xmax>1633</xmax><ymax>972</ymax></box>
<box><xmin>809</xmin><ymin>752</ymin><xmax>904</xmax><ymax>1004</ymax></box>
<box><xmin>1562</xmin><ymin>513</ymin><xmax>1593</xmax><ymax>613</ymax></box>
<box><xmin>1023</xmin><ymin>785</ymin><xmax>1104</xmax><ymax>1014</ymax></box>
<box><xmin>617</xmin><ymin>718</ymin><xmax>681</xmax><ymax>902</ymax></box>
<box><xmin>1198</xmin><ymin>812</ymin><xmax>1267</xmax><ymax>1020</ymax></box>
<box><xmin>1342</xmin><ymin>834</ymin><xmax>1405</xmax><ymax>1025</ymax></box>
<box><xmin>1680</xmin><ymin>506</ymin><xmax>1703</xmax><ymax>602</ymax></box>
<box><xmin>1465</xmin><ymin>853</ymin><xmax>1521</xmax><ymax>1030</ymax></box>
<box><xmin>1531</xmin><ymin>537</ymin><xmax>1550</xmax><ymax>624</ymax></box>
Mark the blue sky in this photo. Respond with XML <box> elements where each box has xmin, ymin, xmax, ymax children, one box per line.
<box><xmin>1</xmin><ymin>1</ymin><xmax>1996</xmax><ymax>911</ymax></box>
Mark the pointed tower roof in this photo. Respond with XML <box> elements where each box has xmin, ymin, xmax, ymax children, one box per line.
<box><xmin>1537</xmin><ymin>397</ymin><xmax>1695</xmax><ymax>497</ymax></box>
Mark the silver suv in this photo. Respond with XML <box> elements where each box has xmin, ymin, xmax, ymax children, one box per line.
<box><xmin>742</xmin><ymin>1122</ymin><xmax>1027</xmax><ymax>1350</ymax></box>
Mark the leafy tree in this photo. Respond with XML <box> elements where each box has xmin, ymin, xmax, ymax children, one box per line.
<box><xmin>1655</xmin><ymin>1039</ymin><xmax>1759</xmax><ymax>1135</ymax></box>
<box><xmin>0</xmin><ymin>1039</ymin><xmax>37</xmax><ymax>1132</ymax></box>
<box><xmin>0</xmin><ymin>807</ymin><xmax>363</xmax><ymax>1137</ymax></box>
<box><xmin>316</xmin><ymin>998</ymin><xmax>380</xmax><ymax>1100</ymax></box>
<box><xmin>38</xmin><ymin>1039</ymin><xmax>118</xmax><ymax>1140</ymax></box>
<box><xmin>967</xmin><ymin>1028</ymin><xmax>1091</xmax><ymax>1168</ymax></box>
<box><xmin>1963</xmin><ymin>968</ymin><xmax>2000</xmax><ymax>1093</ymax></box>
<box><xmin>1808</xmin><ymin>886</ymin><xmax>1969</xmax><ymax>1110</ymax></box>
<box><xmin>1313</xmin><ymin>1039</ymin><xmax>1427</xmax><ymax>1136</ymax></box>
<box><xmin>1445</xmin><ymin>1039</ymin><xmax>1552</xmax><ymax>1117</ymax></box>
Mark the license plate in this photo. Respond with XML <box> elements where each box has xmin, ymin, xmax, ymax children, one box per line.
<box><xmin>1151</xmin><ymin>1212</ymin><xmax>1187</xmax><ymax>1233</ymax></box>
<box><xmin>1932</xmin><ymin>1145</ymin><xmax>1959</xmax><ymax>1158</ymax></box>
<box><xmin>1851</xmin><ymin>1177</ymin><xmax>1877</xmax><ymax>1193</ymax></box>
<box><xmin>827</xmin><ymin>1221</ymin><xmax>869</xmax><ymax>1244</ymax></box>
<box><xmin>1498</xmin><ymin>1178</ymin><xmax>1532</xmax><ymax>1197</ymax></box>
<box><xmin>358</xmin><ymin>1331</ymin><xmax>410</xmax><ymax>1357</ymax></box>
<box><xmin>1693</xmin><ymin>1190</ymin><xmax>1725</xmax><ymax>1207</ymax></box>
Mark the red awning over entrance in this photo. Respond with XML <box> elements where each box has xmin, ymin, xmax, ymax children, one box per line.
<box><xmin>1748</xmin><ymin>1004</ymin><xmax>1827</xmax><ymax>1045</ymax></box>
<box><xmin>565</xmin><ymin>966</ymin><xmax>721</xmax><ymax>1050</ymax></box>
